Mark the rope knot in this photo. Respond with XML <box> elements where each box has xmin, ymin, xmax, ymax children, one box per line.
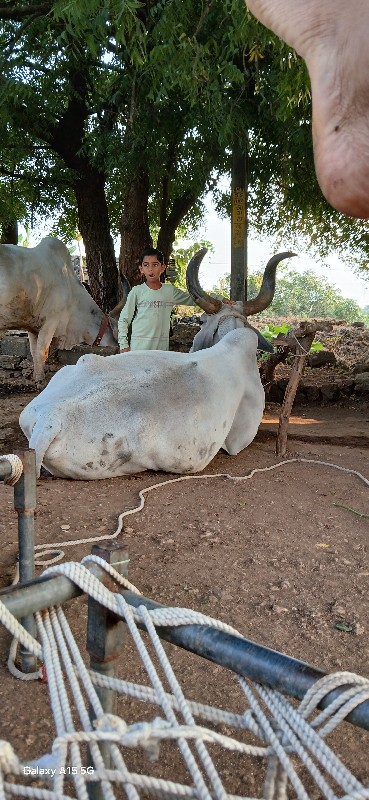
<box><xmin>0</xmin><ymin>740</ymin><xmax>21</xmax><ymax>774</ymax></box>
<box><xmin>94</xmin><ymin>713</ymin><xmax>128</xmax><ymax>736</ymax></box>
<box><xmin>126</xmin><ymin>718</ymin><xmax>170</xmax><ymax>761</ymax></box>
<box><xmin>0</xmin><ymin>454</ymin><xmax>23</xmax><ymax>486</ymax></box>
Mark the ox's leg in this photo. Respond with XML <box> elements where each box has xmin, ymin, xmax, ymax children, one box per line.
<box><xmin>27</xmin><ymin>333</ymin><xmax>44</xmax><ymax>383</ymax></box>
<box><xmin>28</xmin><ymin>322</ymin><xmax>56</xmax><ymax>383</ymax></box>
<box><xmin>223</xmin><ymin>388</ymin><xmax>264</xmax><ymax>455</ymax></box>
<box><xmin>247</xmin><ymin>0</ymin><xmax>369</xmax><ymax>218</ymax></box>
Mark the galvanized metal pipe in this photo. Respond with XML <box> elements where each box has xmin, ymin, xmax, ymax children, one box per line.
<box><xmin>1</xmin><ymin>450</ymin><xmax>37</xmax><ymax>672</ymax></box>
<box><xmin>0</xmin><ymin>460</ymin><xmax>12</xmax><ymax>480</ymax></box>
<box><xmin>1</xmin><ymin>568</ymin><xmax>369</xmax><ymax>732</ymax></box>
<box><xmin>86</xmin><ymin>543</ymin><xmax>129</xmax><ymax>799</ymax></box>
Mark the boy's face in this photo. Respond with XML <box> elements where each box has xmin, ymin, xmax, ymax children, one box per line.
<box><xmin>139</xmin><ymin>255</ymin><xmax>165</xmax><ymax>282</ymax></box>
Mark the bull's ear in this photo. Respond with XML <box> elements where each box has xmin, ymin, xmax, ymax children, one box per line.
<box><xmin>256</xmin><ymin>332</ymin><xmax>274</xmax><ymax>353</ymax></box>
<box><xmin>247</xmin><ymin>323</ymin><xmax>274</xmax><ymax>352</ymax></box>
<box><xmin>109</xmin><ymin>319</ymin><xmax>119</xmax><ymax>341</ymax></box>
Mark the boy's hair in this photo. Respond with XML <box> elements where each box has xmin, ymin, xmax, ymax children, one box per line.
<box><xmin>140</xmin><ymin>247</ymin><xmax>165</xmax><ymax>264</ymax></box>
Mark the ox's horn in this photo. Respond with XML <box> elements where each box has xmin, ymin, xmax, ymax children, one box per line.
<box><xmin>243</xmin><ymin>252</ymin><xmax>296</xmax><ymax>316</ymax></box>
<box><xmin>186</xmin><ymin>248</ymin><xmax>223</xmax><ymax>314</ymax></box>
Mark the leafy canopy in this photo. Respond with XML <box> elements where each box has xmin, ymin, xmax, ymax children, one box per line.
<box><xmin>212</xmin><ymin>269</ymin><xmax>369</xmax><ymax>324</ymax></box>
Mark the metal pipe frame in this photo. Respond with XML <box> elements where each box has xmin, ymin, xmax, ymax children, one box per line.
<box><xmin>1</xmin><ymin>450</ymin><xmax>37</xmax><ymax>672</ymax></box>
<box><xmin>1</xmin><ymin>565</ymin><xmax>369</xmax><ymax>733</ymax></box>
<box><xmin>86</xmin><ymin>543</ymin><xmax>129</xmax><ymax>799</ymax></box>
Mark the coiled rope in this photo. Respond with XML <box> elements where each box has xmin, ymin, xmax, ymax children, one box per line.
<box><xmin>0</xmin><ymin>454</ymin><xmax>23</xmax><ymax>486</ymax></box>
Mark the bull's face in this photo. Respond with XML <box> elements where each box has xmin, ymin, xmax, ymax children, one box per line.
<box><xmin>186</xmin><ymin>249</ymin><xmax>296</xmax><ymax>353</ymax></box>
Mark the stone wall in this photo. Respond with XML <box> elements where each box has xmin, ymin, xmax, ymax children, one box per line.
<box><xmin>1</xmin><ymin>319</ymin><xmax>369</xmax><ymax>401</ymax></box>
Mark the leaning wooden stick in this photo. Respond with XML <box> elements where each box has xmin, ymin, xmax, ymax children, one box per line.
<box><xmin>271</xmin><ymin>321</ymin><xmax>333</xmax><ymax>457</ymax></box>
<box><xmin>276</xmin><ymin>334</ymin><xmax>314</xmax><ymax>456</ymax></box>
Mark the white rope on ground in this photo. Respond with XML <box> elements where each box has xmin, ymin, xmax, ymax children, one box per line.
<box><xmin>5</xmin><ymin>456</ymin><xmax>368</xmax><ymax>681</ymax></box>
<box><xmin>31</xmin><ymin>456</ymin><xmax>369</xmax><ymax>569</ymax></box>
<box><xmin>0</xmin><ymin>559</ymin><xmax>369</xmax><ymax>799</ymax></box>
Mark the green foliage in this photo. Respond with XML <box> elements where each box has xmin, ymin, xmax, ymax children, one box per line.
<box><xmin>259</xmin><ymin>323</ymin><xmax>289</xmax><ymax>339</ymax></box>
<box><xmin>210</xmin><ymin>274</ymin><xmax>231</xmax><ymax>299</ymax></box>
<box><xmin>310</xmin><ymin>340</ymin><xmax>325</xmax><ymax>353</ymax></box>
<box><xmin>211</xmin><ymin>269</ymin><xmax>369</xmax><ymax>324</ymax></box>
<box><xmin>259</xmin><ymin>322</ymin><xmax>324</xmax><ymax>353</ymax></box>
<box><xmin>267</xmin><ymin>269</ymin><xmax>368</xmax><ymax>322</ymax></box>
<box><xmin>172</xmin><ymin>238</ymin><xmax>214</xmax><ymax>288</ymax></box>
<box><xmin>1</xmin><ymin>0</ymin><xmax>369</xmax><ymax>290</ymax></box>
<box><xmin>18</xmin><ymin>224</ymin><xmax>31</xmax><ymax>248</ymax></box>
<box><xmin>0</xmin><ymin>0</ymin><xmax>257</xmax><ymax>240</ymax></box>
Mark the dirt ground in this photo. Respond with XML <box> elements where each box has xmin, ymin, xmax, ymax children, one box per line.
<box><xmin>0</xmin><ymin>377</ymin><xmax>369</xmax><ymax>796</ymax></box>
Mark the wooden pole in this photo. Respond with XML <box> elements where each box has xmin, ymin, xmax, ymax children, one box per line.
<box><xmin>276</xmin><ymin>337</ymin><xmax>314</xmax><ymax>456</ymax></box>
<box><xmin>231</xmin><ymin>141</ymin><xmax>248</xmax><ymax>301</ymax></box>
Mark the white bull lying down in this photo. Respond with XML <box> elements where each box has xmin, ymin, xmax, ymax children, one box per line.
<box><xmin>19</xmin><ymin>250</ymin><xmax>293</xmax><ymax>480</ymax></box>
<box><xmin>0</xmin><ymin>237</ymin><xmax>117</xmax><ymax>382</ymax></box>
<box><xmin>20</xmin><ymin>328</ymin><xmax>264</xmax><ymax>479</ymax></box>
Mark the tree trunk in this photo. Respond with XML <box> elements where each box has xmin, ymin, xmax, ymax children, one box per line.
<box><xmin>119</xmin><ymin>173</ymin><xmax>152</xmax><ymax>286</ymax></box>
<box><xmin>46</xmin><ymin>57</ymin><xmax>120</xmax><ymax>312</ymax></box>
<box><xmin>157</xmin><ymin>194</ymin><xmax>197</xmax><ymax>267</ymax></box>
<box><xmin>74</xmin><ymin>172</ymin><xmax>119</xmax><ymax>312</ymax></box>
<box><xmin>156</xmin><ymin>227</ymin><xmax>175</xmax><ymax>267</ymax></box>
<box><xmin>1</xmin><ymin>220</ymin><xmax>18</xmax><ymax>244</ymax></box>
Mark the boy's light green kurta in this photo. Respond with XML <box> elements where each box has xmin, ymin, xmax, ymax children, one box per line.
<box><xmin>117</xmin><ymin>283</ymin><xmax>195</xmax><ymax>351</ymax></box>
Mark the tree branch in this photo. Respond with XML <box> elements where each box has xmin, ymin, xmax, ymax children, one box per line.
<box><xmin>160</xmin><ymin>140</ymin><xmax>178</xmax><ymax>227</ymax></box>
<box><xmin>0</xmin><ymin>3</ymin><xmax>50</xmax><ymax>20</ymax></box>
<box><xmin>1</xmin><ymin>11</ymin><xmax>45</xmax><ymax>57</ymax></box>
<box><xmin>192</xmin><ymin>0</ymin><xmax>216</xmax><ymax>40</ymax></box>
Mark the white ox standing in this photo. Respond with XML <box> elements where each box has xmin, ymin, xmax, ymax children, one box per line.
<box><xmin>0</xmin><ymin>237</ymin><xmax>117</xmax><ymax>381</ymax></box>
<box><xmin>19</xmin><ymin>250</ymin><xmax>293</xmax><ymax>480</ymax></box>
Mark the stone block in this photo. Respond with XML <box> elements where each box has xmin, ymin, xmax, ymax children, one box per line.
<box><xmin>321</xmin><ymin>383</ymin><xmax>340</xmax><ymax>400</ymax></box>
<box><xmin>267</xmin><ymin>383</ymin><xmax>285</xmax><ymax>403</ymax></box>
<box><xmin>308</xmin><ymin>350</ymin><xmax>336</xmax><ymax>368</ymax></box>
<box><xmin>305</xmin><ymin>385</ymin><xmax>321</xmax><ymax>402</ymax></box>
<box><xmin>56</xmin><ymin>344</ymin><xmax>118</xmax><ymax>365</ymax></box>
<box><xmin>340</xmin><ymin>379</ymin><xmax>355</xmax><ymax>395</ymax></box>
<box><xmin>0</xmin><ymin>355</ymin><xmax>22</xmax><ymax>369</ymax></box>
<box><xmin>0</xmin><ymin>333</ymin><xmax>31</xmax><ymax>358</ymax></box>
<box><xmin>354</xmin><ymin>373</ymin><xmax>369</xmax><ymax>394</ymax></box>
<box><xmin>353</xmin><ymin>362</ymin><xmax>369</xmax><ymax>374</ymax></box>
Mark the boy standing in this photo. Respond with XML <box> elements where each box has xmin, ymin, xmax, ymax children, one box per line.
<box><xmin>119</xmin><ymin>248</ymin><xmax>224</xmax><ymax>352</ymax></box>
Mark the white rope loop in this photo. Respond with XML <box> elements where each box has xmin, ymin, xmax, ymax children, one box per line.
<box><xmin>0</xmin><ymin>457</ymin><xmax>368</xmax><ymax>797</ymax></box>
<box><xmin>23</xmin><ymin>456</ymin><xmax>368</xmax><ymax>569</ymax></box>
<box><xmin>0</xmin><ymin>454</ymin><xmax>23</xmax><ymax>486</ymax></box>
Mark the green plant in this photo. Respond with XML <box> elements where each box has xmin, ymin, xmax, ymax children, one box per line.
<box><xmin>258</xmin><ymin>323</ymin><xmax>324</xmax><ymax>362</ymax></box>
<box><xmin>260</xmin><ymin>323</ymin><xmax>290</xmax><ymax>340</ymax></box>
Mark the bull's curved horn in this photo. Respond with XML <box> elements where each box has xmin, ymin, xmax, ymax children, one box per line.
<box><xmin>186</xmin><ymin>248</ymin><xmax>223</xmax><ymax>314</ymax></box>
<box><xmin>244</xmin><ymin>252</ymin><xmax>296</xmax><ymax>316</ymax></box>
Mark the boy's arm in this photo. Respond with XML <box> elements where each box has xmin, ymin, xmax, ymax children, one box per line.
<box><xmin>172</xmin><ymin>286</ymin><xmax>235</xmax><ymax>307</ymax></box>
<box><xmin>172</xmin><ymin>286</ymin><xmax>196</xmax><ymax>306</ymax></box>
<box><xmin>118</xmin><ymin>288</ymin><xmax>137</xmax><ymax>350</ymax></box>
